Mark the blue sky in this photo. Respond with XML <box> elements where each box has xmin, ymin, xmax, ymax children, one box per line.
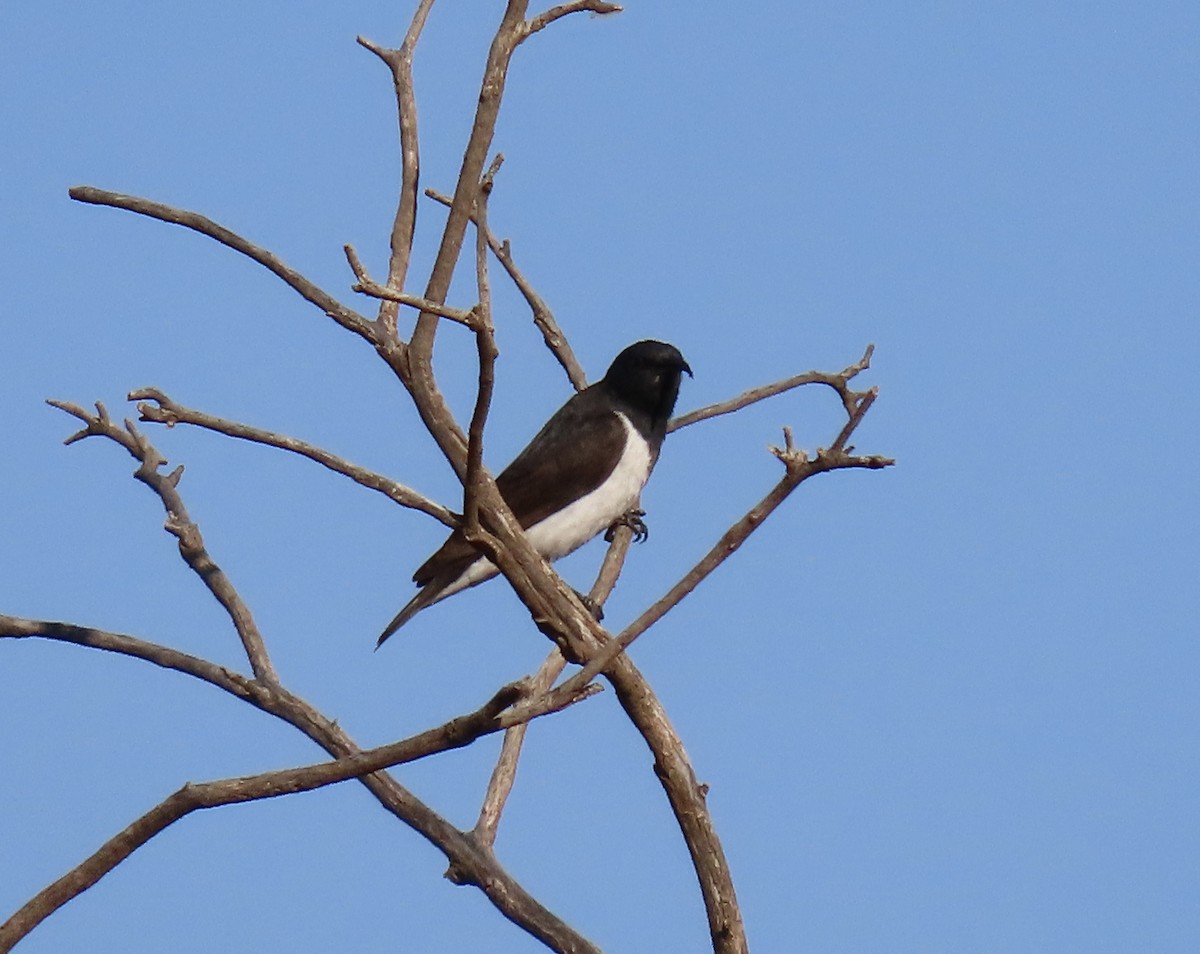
<box><xmin>3</xmin><ymin>2</ymin><xmax>1198</xmax><ymax>951</ymax></box>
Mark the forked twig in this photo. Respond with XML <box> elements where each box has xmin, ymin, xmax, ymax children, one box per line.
<box><xmin>45</xmin><ymin>399</ymin><xmax>279</xmax><ymax>685</ymax></box>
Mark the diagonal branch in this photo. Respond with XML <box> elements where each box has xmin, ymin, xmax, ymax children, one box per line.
<box><xmin>45</xmin><ymin>399</ymin><xmax>279</xmax><ymax>685</ymax></box>
<box><xmin>552</xmin><ymin>383</ymin><xmax>893</xmax><ymax>698</ymax></box>
<box><xmin>425</xmin><ymin>186</ymin><xmax>587</xmax><ymax>390</ymax></box>
<box><xmin>0</xmin><ymin>653</ymin><xmax>601</xmax><ymax>953</ymax></box>
<box><xmin>129</xmin><ymin>387</ymin><xmax>456</xmax><ymax>528</ymax></box>
<box><xmin>68</xmin><ymin>186</ymin><xmax>375</xmax><ymax>343</ymax></box>
<box><xmin>470</xmin><ymin>650</ymin><xmax>567</xmax><ymax>849</ymax></box>
<box><xmin>408</xmin><ymin>1</ymin><xmax>528</xmax><ymax>360</ymax></box>
<box><xmin>1</xmin><ymin>609</ymin><xmax>607</xmax><ymax>954</ymax></box>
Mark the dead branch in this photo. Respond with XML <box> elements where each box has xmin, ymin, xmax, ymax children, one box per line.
<box><xmin>526</xmin><ymin>1</ymin><xmax>623</xmax><ymax>37</ymax></box>
<box><xmin>129</xmin><ymin>386</ymin><xmax>456</xmax><ymax>528</ymax></box>
<box><xmin>471</xmin><ymin>650</ymin><xmax>568</xmax><ymax>849</ymax></box>
<box><xmin>463</xmin><ymin>155</ymin><xmax>504</xmax><ymax>535</ymax></box>
<box><xmin>67</xmin><ymin>186</ymin><xmax>375</xmax><ymax>343</ymax></box>
<box><xmin>669</xmin><ymin>343</ymin><xmax>876</xmax><ymax>432</ymax></box>
<box><xmin>22</xmin><ymin>400</ymin><xmax>600</xmax><ymax>952</ymax></box>
<box><xmin>45</xmin><ymin>399</ymin><xmax>279</xmax><ymax>685</ymax></box>
<box><xmin>0</xmin><ymin>653</ymin><xmax>600</xmax><ymax>952</ymax></box>
<box><xmin>0</xmin><ymin>616</ymin><xmax>263</xmax><ymax>702</ymax></box>
<box><xmin>33</xmin><ymin>4</ymin><xmax>895</xmax><ymax>952</ymax></box>
<box><xmin>355</xmin><ymin>0</ymin><xmax>435</xmax><ymax>339</ymax></box>
<box><xmin>425</xmin><ymin>187</ymin><xmax>588</xmax><ymax>391</ymax></box>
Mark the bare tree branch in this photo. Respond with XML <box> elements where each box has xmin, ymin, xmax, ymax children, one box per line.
<box><xmin>1</xmin><ymin>609</ymin><xmax>608</xmax><ymax>954</ymax></box>
<box><xmin>0</xmin><ymin>616</ymin><xmax>262</xmax><ymax>702</ymax></box>
<box><xmin>0</xmin><ymin>652</ymin><xmax>600</xmax><ymax>953</ymax></box>
<box><xmin>38</xmin><ymin>7</ymin><xmax>894</xmax><ymax>953</ymax></box>
<box><xmin>426</xmin><ymin>186</ymin><xmax>587</xmax><ymax>390</ymax></box>
<box><xmin>356</xmin><ymin>0</ymin><xmax>436</xmax><ymax>339</ymax></box>
<box><xmin>526</xmin><ymin>1</ymin><xmax>623</xmax><ymax>37</ymax></box>
<box><xmin>29</xmin><ymin>405</ymin><xmax>614</xmax><ymax>950</ymax></box>
<box><xmin>408</xmin><ymin>1</ymin><xmax>527</xmax><ymax>360</ymax></box>
<box><xmin>471</xmin><ymin>650</ymin><xmax>567</xmax><ymax>849</ymax></box>
<box><xmin>589</xmin><ymin>520</ymin><xmax>637</xmax><ymax>610</ymax></box>
<box><xmin>130</xmin><ymin>386</ymin><xmax>456</xmax><ymax>528</ymax></box>
<box><xmin>45</xmin><ymin>400</ymin><xmax>279</xmax><ymax>684</ymax></box>
<box><xmin>344</xmin><ymin>244</ymin><xmax>478</xmax><ymax>325</ymax></box>
<box><xmin>669</xmin><ymin>343</ymin><xmax>876</xmax><ymax>432</ymax></box>
<box><xmin>548</xmin><ymin>378</ymin><xmax>893</xmax><ymax>699</ymax></box>
<box><xmin>463</xmin><ymin>155</ymin><xmax>504</xmax><ymax>535</ymax></box>
<box><xmin>67</xmin><ymin>186</ymin><xmax>375</xmax><ymax>342</ymax></box>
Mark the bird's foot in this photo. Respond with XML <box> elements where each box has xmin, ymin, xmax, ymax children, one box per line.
<box><xmin>573</xmin><ymin>589</ymin><xmax>605</xmax><ymax>622</ymax></box>
<box><xmin>605</xmin><ymin>508</ymin><xmax>648</xmax><ymax>544</ymax></box>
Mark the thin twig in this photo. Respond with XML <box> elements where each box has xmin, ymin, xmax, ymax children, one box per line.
<box><xmin>68</xmin><ymin>186</ymin><xmax>375</xmax><ymax>342</ymax></box>
<box><xmin>45</xmin><ymin>400</ymin><xmax>279</xmax><ymax>685</ymax></box>
<box><xmin>344</xmin><ymin>244</ymin><xmax>477</xmax><ymax>325</ymax></box>
<box><xmin>669</xmin><ymin>343</ymin><xmax>875</xmax><ymax>432</ymax></box>
<box><xmin>130</xmin><ymin>387</ymin><xmax>456</xmax><ymax>528</ymax></box>
<box><xmin>463</xmin><ymin>155</ymin><xmax>504</xmax><ymax>533</ymax></box>
<box><xmin>356</xmin><ymin>0</ymin><xmax>436</xmax><ymax>339</ymax></box>
<box><xmin>588</xmin><ymin>521</ymin><xmax>636</xmax><ymax>609</ymax></box>
<box><xmin>471</xmin><ymin>650</ymin><xmax>567</xmax><ymax>849</ymax></box>
<box><xmin>0</xmin><ymin>616</ymin><xmax>264</xmax><ymax>703</ymax></box>
<box><xmin>426</xmin><ymin>187</ymin><xmax>587</xmax><ymax>391</ymax></box>
<box><xmin>525</xmin><ymin>1</ymin><xmax>623</xmax><ymax>36</ymax></box>
<box><xmin>408</xmin><ymin>1</ymin><xmax>528</xmax><ymax>361</ymax></box>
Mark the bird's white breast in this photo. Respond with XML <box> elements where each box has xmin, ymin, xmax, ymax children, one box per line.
<box><xmin>449</xmin><ymin>412</ymin><xmax>652</xmax><ymax>594</ymax></box>
<box><xmin>525</xmin><ymin>411</ymin><xmax>652</xmax><ymax>561</ymax></box>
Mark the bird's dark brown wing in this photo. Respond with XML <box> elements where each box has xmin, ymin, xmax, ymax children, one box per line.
<box><xmin>412</xmin><ymin>386</ymin><xmax>625</xmax><ymax>586</ymax></box>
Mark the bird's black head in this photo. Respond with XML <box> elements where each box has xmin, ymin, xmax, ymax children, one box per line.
<box><xmin>602</xmin><ymin>340</ymin><xmax>692</xmax><ymax>434</ymax></box>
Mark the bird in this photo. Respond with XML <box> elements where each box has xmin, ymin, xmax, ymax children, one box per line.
<box><xmin>376</xmin><ymin>339</ymin><xmax>692</xmax><ymax>647</ymax></box>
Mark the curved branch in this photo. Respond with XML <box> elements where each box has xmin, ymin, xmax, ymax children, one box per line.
<box><xmin>129</xmin><ymin>387</ymin><xmax>456</xmax><ymax>528</ymax></box>
<box><xmin>526</xmin><ymin>1</ymin><xmax>623</xmax><ymax>36</ymax></box>
<box><xmin>669</xmin><ymin>343</ymin><xmax>875</xmax><ymax>432</ymax></box>
<box><xmin>67</xmin><ymin>186</ymin><xmax>375</xmax><ymax>342</ymax></box>
<box><xmin>0</xmin><ymin>616</ymin><xmax>262</xmax><ymax>702</ymax></box>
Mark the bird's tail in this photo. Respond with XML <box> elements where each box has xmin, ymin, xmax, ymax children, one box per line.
<box><xmin>375</xmin><ymin>588</ymin><xmax>440</xmax><ymax>649</ymax></box>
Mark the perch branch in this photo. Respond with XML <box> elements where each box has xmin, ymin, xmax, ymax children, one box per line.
<box><xmin>130</xmin><ymin>387</ymin><xmax>456</xmax><ymax>528</ymax></box>
<box><xmin>67</xmin><ymin>186</ymin><xmax>374</xmax><ymax>343</ymax></box>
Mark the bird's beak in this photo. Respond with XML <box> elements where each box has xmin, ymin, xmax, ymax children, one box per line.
<box><xmin>681</xmin><ymin>360</ymin><xmax>693</xmax><ymax>378</ymax></box>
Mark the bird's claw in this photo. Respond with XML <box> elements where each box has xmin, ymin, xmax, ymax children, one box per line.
<box><xmin>571</xmin><ymin>589</ymin><xmax>605</xmax><ymax>622</ymax></box>
<box><xmin>605</xmin><ymin>508</ymin><xmax>648</xmax><ymax>544</ymax></box>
